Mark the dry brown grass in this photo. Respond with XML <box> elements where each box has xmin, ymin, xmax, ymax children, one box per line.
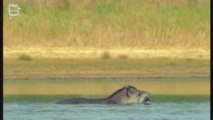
<box><xmin>3</xmin><ymin>0</ymin><xmax>210</xmax><ymax>59</ymax></box>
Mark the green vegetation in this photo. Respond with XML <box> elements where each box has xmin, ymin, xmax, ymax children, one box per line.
<box><xmin>4</xmin><ymin>0</ymin><xmax>210</xmax><ymax>51</ymax></box>
<box><xmin>18</xmin><ymin>54</ymin><xmax>32</xmax><ymax>61</ymax></box>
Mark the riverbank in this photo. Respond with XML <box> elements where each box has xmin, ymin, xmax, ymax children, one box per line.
<box><xmin>4</xmin><ymin>58</ymin><xmax>210</xmax><ymax>96</ymax></box>
<box><xmin>4</xmin><ymin>58</ymin><xmax>210</xmax><ymax>80</ymax></box>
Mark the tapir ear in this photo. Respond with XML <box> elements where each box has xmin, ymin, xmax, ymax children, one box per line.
<box><xmin>125</xmin><ymin>85</ymin><xmax>130</xmax><ymax>89</ymax></box>
<box><xmin>126</xmin><ymin>86</ymin><xmax>134</xmax><ymax>97</ymax></box>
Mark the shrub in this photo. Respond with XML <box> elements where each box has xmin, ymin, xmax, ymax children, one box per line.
<box><xmin>18</xmin><ymin>54</ymin><xmax>32</xmax><ymax>61</ymax></box>
<box><xmin>118</xmin><ymin>54</ymin><xmax>128</xmax><ymax>59</ymax></box>
<box><xmin>101</xmin><ymin>51</ymin><xmax>111</xmax><ymax>59</ymax></box>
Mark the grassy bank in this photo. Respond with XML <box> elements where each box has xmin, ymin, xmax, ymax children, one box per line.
<box><xmin>4</xmin><ymin>58</ymin><xmax>210</xmax><ymax>96</ymax></box>
<box><xmin>4</xmin><ymin>78</ymin><xmax>210</xmax><ymax>96</ymax></box>
<box><xmin>4</xmin><ymin>0</ymin><xmax>210</xmax><ymax>59</ymax></box>
<box><xmin>4</xmin><ymin>58</ymin><xmax>210</xmax><ymax>80</ymax></box>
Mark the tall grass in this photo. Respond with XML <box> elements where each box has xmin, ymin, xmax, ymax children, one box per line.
<box><xmin>4</xmin><ymin>0</ymin><xmax>210</xmax><ymax>50</ymax></box>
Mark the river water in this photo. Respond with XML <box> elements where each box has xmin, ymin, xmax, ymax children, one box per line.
<box><xmin>4</xmin><ymin>78</ymin><xmax>210</xmax><ymax>120</ymax></box>
<box><xmin>4</xmin><ymin>98</ymin><xmax>210</xmax><ymax>120</ymax></box>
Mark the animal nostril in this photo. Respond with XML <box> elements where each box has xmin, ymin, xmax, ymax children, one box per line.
<box><xmin>144</xmin><ymin>97</ymin><xmax>150</xmax><ymax>102</ymax></box>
